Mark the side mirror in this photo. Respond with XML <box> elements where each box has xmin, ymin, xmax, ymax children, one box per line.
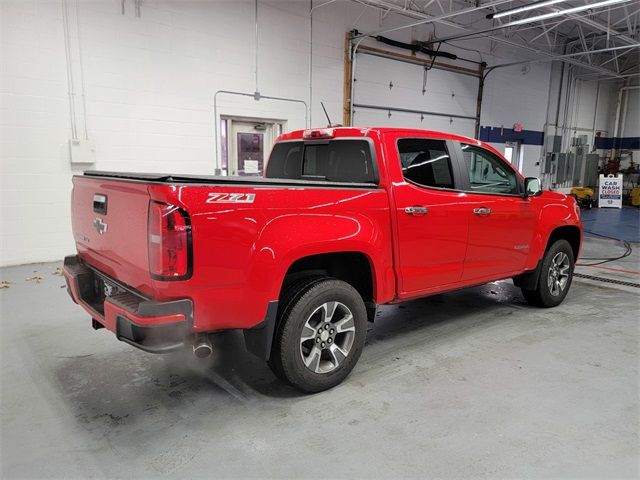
<box><xmin>524</xmin><ymin>177</ymin><xmax>542</xmax><ymax>197</ymax></box>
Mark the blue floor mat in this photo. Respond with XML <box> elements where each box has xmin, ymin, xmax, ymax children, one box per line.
<box><xmin>580</xmin><ymin>207</ymin><xmax>640</xmax><ymax>243</ymax></box>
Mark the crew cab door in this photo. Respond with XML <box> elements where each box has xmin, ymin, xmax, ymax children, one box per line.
<box><xmin>454</xmin><ymin>142</ymin><xmax>536</xmax><ymax>281</ymax></box>
<box><xmin>389</xmin><ymin>135</ymin><xmax>469</xmax><ymax>297</ymax></box>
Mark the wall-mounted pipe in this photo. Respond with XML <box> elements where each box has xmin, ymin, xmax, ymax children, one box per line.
<box><xmin>254</xmin><ymin>0</ymin><xmax>259</xmax><ymax>94</ymax></box>
<box><xmin>474</xmin><ymin>63</ymin><xmax>486</xmax><ymax>138</ymax></box>
<box><xmin>590</xmin><ymin>80</ymin><xmax>600</xmax><ymax>152</ymax></box>
<box><xmin>553</xmin><ymin>54</ymin><xmax>567</xmax><ymax>142</ymax></box>
<box><xmin>61</xmin><ymin>0</ymin><xmax>78</xmax><ymax>140</ymax></box>
<box><xmin>75</xmin><ymin>0</ymin><xmax>89</xmax><ymax>140</ymax></box>
<box><xmin>538</xmin><ymin>60</ymin><xmax>557</xmax><ymax>181</ymax></box>
<box><xmin>62</xmin><ymin>0</ymin><xmax>90</xmax><ymax>141</ymax></box>
<box><xmin>213</xmin><ymin>90</ymin><xmax>308</xmax><ymax>169</ymax></box>
<box><xmin>560</xmin><ymin>66</ymin><xmax>575</xmax><ymax>153</ymax></box>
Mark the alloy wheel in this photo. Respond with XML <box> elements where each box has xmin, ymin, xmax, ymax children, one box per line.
<box><xmin>299</xmin><ymin>301</ymin><xmax>356</xmax><ymax>374</ymax></box>
<box><xmin>547</xmin><ymin>252</ymin><xmax>570</xmax><ymax>296</ymax></box>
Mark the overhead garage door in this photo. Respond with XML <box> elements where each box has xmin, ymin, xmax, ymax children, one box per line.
<box><xmin>351</xmin><ymin>52</ymin><xmax>480</xmax><ymax>137</ymax></box>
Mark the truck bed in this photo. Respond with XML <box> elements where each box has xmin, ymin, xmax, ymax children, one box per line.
<box><xmin>84</xmin><ymin>171</ymin><xmax>377</xmax><ymax>189</ymax></box>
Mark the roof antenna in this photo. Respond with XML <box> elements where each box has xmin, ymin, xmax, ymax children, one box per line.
<box><xmin>321</xmin><ymin>102</ymin><xmax>342</xmax><ymax>128</ymax></box>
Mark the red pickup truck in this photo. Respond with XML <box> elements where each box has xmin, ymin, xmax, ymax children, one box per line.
<box><xmin>64</xmin><ymin>127</ymin><xmax>582</xmax><ymax>392</ymax></box>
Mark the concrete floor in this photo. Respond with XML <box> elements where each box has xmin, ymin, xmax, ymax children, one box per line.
<box><xmin>1</xmin><ymin>236</ymin><xmax>639</xmax><ymax>478</ymax></box>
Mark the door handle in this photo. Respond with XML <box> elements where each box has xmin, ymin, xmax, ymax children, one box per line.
<box><xmin>473</xmin><ymin>207</ymin><xmax>492</xmax><ymax>216</ymax></box>
<box><xmin>404</xmin><ymin>206</ymin><xmax>428</xmax><ymax>216</ymax></box>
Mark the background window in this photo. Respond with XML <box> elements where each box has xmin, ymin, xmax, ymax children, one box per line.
<box><xmin>398</xmin><ymin>138</ymin><xmax>455</xmax><ymax>189</ymax></box>
<box><xmin>461</xmin><ymin>144</ymin><xmax>518</xmax><ymax>195</ymax></box>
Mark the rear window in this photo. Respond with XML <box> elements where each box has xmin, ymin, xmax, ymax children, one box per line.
<box><xmin>266</xmin><ymin>140</ymin><xmax>376</xmax><ymax>184</ymax></box>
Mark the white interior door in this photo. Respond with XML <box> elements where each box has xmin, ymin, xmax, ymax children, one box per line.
<box><xmin>229</xmin><ymin>121</ymin><xmax>277</xmax><ymax>176</ymax></box>
<box><xmin>505</xmin><ymin>140</ymin><xmax>524</xmax><ymax>173</ymax></box>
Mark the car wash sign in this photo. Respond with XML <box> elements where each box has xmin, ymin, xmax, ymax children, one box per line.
<box><xmin>598</xmin><ymin>174</ymin><xmax>623</xmax><ymax>208</ymax></box>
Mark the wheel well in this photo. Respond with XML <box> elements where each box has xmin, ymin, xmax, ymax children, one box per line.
<box><xmin>282</xmin><ymin>252</ymin><xmax>374</xmax><ymax>303</ymax></box>
<box><xmin>546</xmin><ymin>226</ymin><xmax>581</xmax><ymax>259</ymax></box>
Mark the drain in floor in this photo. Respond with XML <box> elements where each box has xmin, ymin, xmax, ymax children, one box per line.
<box><xmin>574</xmin><ymin>272</ymin><xmax>640</xmax><ymax>288</ymax></box>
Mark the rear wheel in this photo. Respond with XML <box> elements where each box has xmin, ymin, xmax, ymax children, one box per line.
<box><xmin>267</xmin><ymin>276</ymin><xmax>328</xmax><ymax>384</ymax></box>
<box><xmin>522</xmin><ymin>239</ymin><xmax>575</xmax><ymax>308</ymax></box>
<box><xmin>269</xmin><ymin>278</ymin><xmax>367</xmax><ymax>393</ymax></box>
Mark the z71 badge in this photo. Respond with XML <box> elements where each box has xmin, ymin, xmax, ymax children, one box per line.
<box><xmin>206</xmin><ymin>193</ymin><xmax>256</xmax><ymax>204</ymax></box>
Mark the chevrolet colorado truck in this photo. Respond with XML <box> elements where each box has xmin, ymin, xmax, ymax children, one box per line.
<box><xmin>63</xmin><ymin>127</ymin><xmax>582</xmax><ymax>392</ymax></box>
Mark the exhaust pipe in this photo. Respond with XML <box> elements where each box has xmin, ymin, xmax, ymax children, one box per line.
<box><xmin>193</xmin><ymin>334</ymin><xmax>213</xmax><ymax>358</ymax></box>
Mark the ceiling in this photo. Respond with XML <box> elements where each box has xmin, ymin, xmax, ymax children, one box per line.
<box><xmin>350</xmin><ymin>0</ymin><xmax>640</xmax><ymax>79</ymax></box>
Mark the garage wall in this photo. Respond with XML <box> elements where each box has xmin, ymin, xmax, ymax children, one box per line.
<box><xmin>621</xmin><ymin>87</ymin><xmax>639</xmax><ymax>138</ymax></box>
<box><xmin>2</xmin><ymin>0</ymin><xmax>562</xmax><ymax>266</ymax></box>
<box><xmin>1</xmin><ymin>0</ymin><xmax>312</xmax><ymax>266</ymax></box>
<box><xmin>482</xmin><ymin>62</ymin><xmax>553</xmax><ymax>178</ymax></box>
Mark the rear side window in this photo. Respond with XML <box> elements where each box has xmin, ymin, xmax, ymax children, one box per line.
<box><xmin>266</xmin><ymin>140</ymin><xmax>376</xmax><ymax>184</ymax></box>
<box><xmin>397</xmin><ymin>138</ymin><xmax>455</xmax><ymax>189</ymax></box>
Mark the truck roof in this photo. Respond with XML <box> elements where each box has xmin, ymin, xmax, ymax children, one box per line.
<box><xmin>278</xmin><ymin>127</ymin><xmax>500</xmax><ymax>158</ymax></box>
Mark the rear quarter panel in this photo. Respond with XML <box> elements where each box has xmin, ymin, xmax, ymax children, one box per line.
<box><xmin>149</xmin><ymin>184</ymin><xmax>395</xmax><ymax>332</ymax></box>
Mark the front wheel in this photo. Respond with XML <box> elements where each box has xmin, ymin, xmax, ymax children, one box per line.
<box><xmin>522</xmin><ymin>239</ymin><xmax>575</xmax><ymax>308</ymax></box>
<box><xmin>269</xmin><ymin>278</ymin><xmax>367</xmax><ymax>393</ymax></box>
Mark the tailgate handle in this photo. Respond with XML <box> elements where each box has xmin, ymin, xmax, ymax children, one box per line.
<box><xmin>93</xmin><ymin>194</ymin><xmax>108</xmax><ymax>214</ymax></box>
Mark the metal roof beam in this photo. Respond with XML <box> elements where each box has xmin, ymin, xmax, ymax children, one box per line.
<box><xmin>576</xmin><ymin>23</ymin><xmax>592</xmax><ymax>64</ymax></box>
<box><xmin>529</xmin><ymin>18</ymin><xmax>568</xmax><ymax>43</ymax></box>
<box><xmin>608</xmin><ymin>6</ymin><xmax>640</xmax><ymax>36</ymax></box>
<box><xmin>621</xmin><ymin>4</ymin><xmax>634</xmax><ymax>35</ymax></box>
<box><xmin>577</xmin><ymin>72</ymin><xmax>639</xmax><ymax>80</ymax></box>
<box><xmin>351</xmin><ymin>0</ymin><xmax>513</xmax><ymax>39</ymax></box>
<box><xmin>557</xmin><ymin>12</ymin><xmax>637</xmax><ymax>46</ymax></box>
<box><xmin>598</xmin><ymin>46</ymin><xmax>629</xmax><ymax>67</ymax></box>
<box><xmin>489</xmin><ymin>44</ymin><xmax>640</xmax><ymax>70</ymax></box>
<box><xmin>418</xmin><ymin>0</ymin><xmax>635</xmax><ymax>46</ymax></box>
<box><xmin>351</xmin><ymin>0</ymin><xmax>628</xmax><ymax>77</ymax></box>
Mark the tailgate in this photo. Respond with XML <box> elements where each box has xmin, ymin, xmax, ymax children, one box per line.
<box><xmin>71</xmin><ymin>176</ymin><xmax>151</xmax><ymax>293</ymax></box>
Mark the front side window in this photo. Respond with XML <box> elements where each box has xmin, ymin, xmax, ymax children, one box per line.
<box><xmin>461</xmin><ymin>144</ymin><xmax>519</xmax><ymax>195</ymax></box>
<box><xmin>397</xmin><ymin>138</ymin><xmax>455</xmax><ymax>189</ymax></box>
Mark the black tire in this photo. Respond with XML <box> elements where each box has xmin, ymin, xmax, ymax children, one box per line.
<box><xmin>269</xmin><ymin>278</ymin><xmax>367</xmax><ymax>393</ymax></box>
<box><xmin>267</xmin><ymin>276</ymin><xmax>329</xmax><ymax>384</ymax></box>
<box><xmin>522</xmin><ymin>239</ymin><xmax>575</xmax><ymax>308</ymax></box>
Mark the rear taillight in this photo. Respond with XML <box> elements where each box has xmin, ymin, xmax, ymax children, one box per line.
<box><xmin>148</xmin><ymin>201</ymin><xmax>192</xmax><ymax>280</ymax></box>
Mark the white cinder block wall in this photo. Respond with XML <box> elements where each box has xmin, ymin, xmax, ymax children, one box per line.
<box><xmin>0</xmin><ymin>0</ymin><xmax>625</xmax><ymax>266</ymax></box>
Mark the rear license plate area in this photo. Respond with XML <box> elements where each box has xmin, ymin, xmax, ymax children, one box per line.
<box><xmin>90</xmin><ymin>275</ymin><xmax>124</xmax><ymax>314</ymax></box>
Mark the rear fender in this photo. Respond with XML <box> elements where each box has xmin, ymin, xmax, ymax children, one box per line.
<box><xmin>249</xmin><ymin>213</ymin><xmax>394</xmax><ymax>305</ymax></box>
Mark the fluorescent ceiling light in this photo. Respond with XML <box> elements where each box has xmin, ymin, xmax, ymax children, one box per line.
<box><xmin>487</xmin><ymin>0</ymin><xmax>570</xmax><ymax>19</ymax></box>
<box><xmin>498</xmin><ymin>0</ymin><xmax>633</xmax><ymax>27</ymax></box>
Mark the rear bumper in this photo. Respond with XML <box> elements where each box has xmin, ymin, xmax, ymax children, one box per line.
<box><xmin>63</xmin><ymin>255</ymin><xmax>193</xmax><ymax>353</ymax></box>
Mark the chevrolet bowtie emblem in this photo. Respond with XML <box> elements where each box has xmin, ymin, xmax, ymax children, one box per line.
<box><xmin>93</xmin><ymin>217</ymin><xmax>108</xmax><ymax>235</ymax></box>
